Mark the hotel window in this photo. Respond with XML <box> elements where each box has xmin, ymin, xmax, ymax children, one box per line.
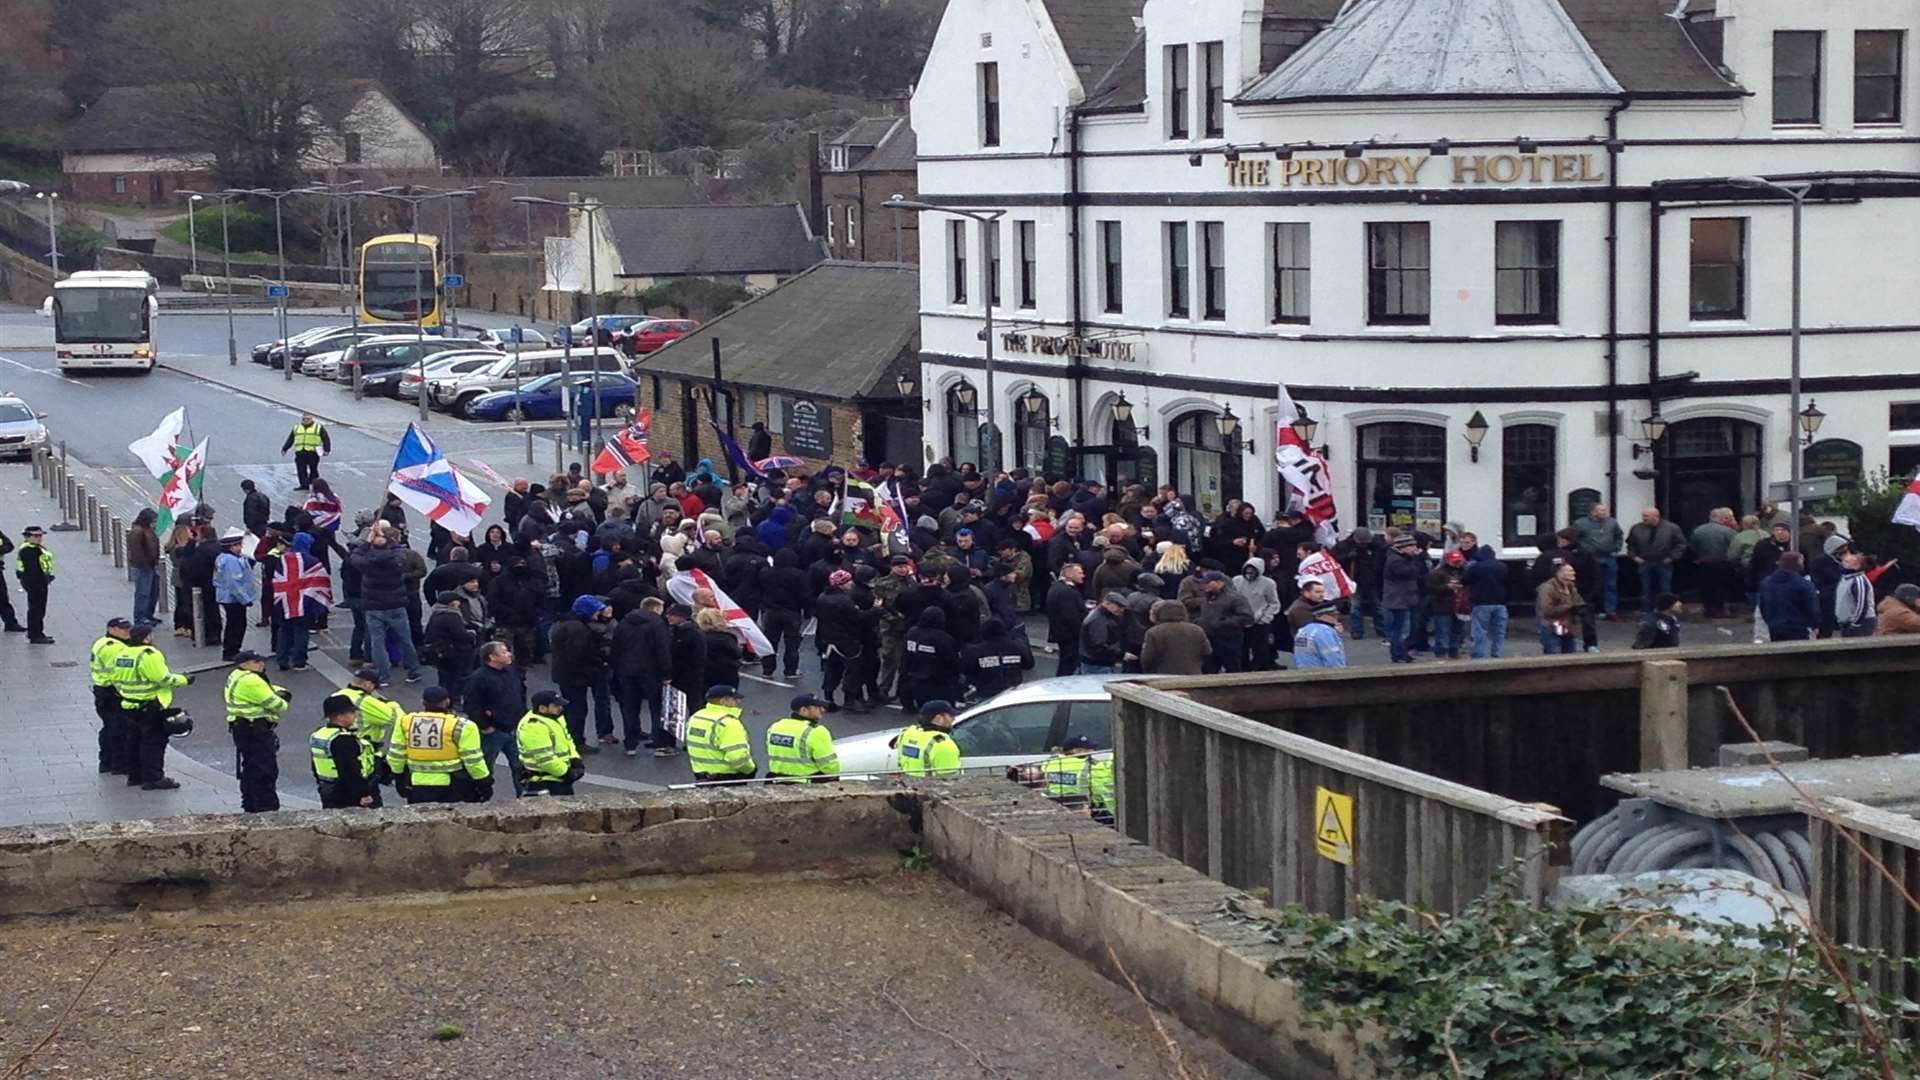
<box><xmin>1773</xmin><ymin>31</ymin><xmax>1822</xmax><ymax>124</ymax></box>
<box><xmin>1856</xmin><ymin>31</ymin><xmax>1905</xmax><ymax>124</ymax></box>
<box><xmin>1200</xmin><ymin>221</ymin><xmax>1226</xmax><ymax>320</ymax></box>
<box><xmin>1166</xmin><ymin>45</ymin><xmax>1190</xmax><ymax>139</ymax></box>
<box><xmin>1366</xmin><ymin>222</ymin><xmax>1430</xmax><ymax>325</ymax></box>
<box><xmin>1689</xmin><ymin>218</ymin><xmax>1746</xmax><ymax>320</ymax></box>
<box><xmin>1202</xmin><ymin>42</ymin><xmax>1225</xmax><ymax>138</ymax></box>
<box><xmin>949</xmin><ymin>220</ymin><xmax>968</xmax><ymax>304</ymax></box>
<box><xmin>1099</xmin><ymin>220</ymin><xmax>1123</xmax><ymax>314</ymax></box>
<box><xmin>847</xmin><ymin>204</ymin><xmax>860</xmax><ymax>251</ymax></box>
<box><xmin>1502</xmin><ymin>424</ymin><xmax>1557</xmax><ymax>543</ymax></box>
<box><xmin>1270</xmin><ymin>223</ymin><xmax>1309</xmax><ymax>324</ymax></box>
<box><xmin>1494</xmin><ymin>221</ymin><xmax>1560</xmax><ymax>325</ymax></box>
<box><xmin>1165</xmin><ymin>222</ymin><xmax>1190</xmax><ymax>319</ymax></box>
<box><xmin>979</xmin><ymin>63</ymin><xmax>1000</xmax><ymax>147</ymax></box>
<box><xmin>1016</xmin><ymin>220</ymin><xmax>1036</xmax><ymax>309</ymax></box>
<box><xmin>827</xmin><ymin>206</ymin><xmax>837</xmax><ymax>247</ymax></box>
<box><xmin>986</xmin><ymin>221</ymin><xmax>1001</xmax><ymax>308</ymax></box>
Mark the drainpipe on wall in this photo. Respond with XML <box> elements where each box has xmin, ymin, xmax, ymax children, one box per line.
<box><xmin>1067</xmin><ymin>109</ymin><xmax>1086</xmax><ymax>454</ymax></box>
<box><xmin>1647</xmin><ymin>195</ymin><xmax>1665</xmax><ymax>508</ymax></box>
<box><xmin>1604</xmin><ymin>99</ymin><xmax>1629</xmax><ymax>512</ymax></box>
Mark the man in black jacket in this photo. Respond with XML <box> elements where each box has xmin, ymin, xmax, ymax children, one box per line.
<box><xmin>550</xmin><ymin>595</ymin><xmax>614</xmax><ymax>752</ymax></box>
<box><xmin>612</xmin><ymin>596</ymin><xmax>673</xmax><ymax>756</ymax></box>
<box><xmin>1045</xmin><ymin>562</ymin><xmax>1092</xmax><ymax>677</ymax></box>
<box><xmin>240</xmin><ymin>480</ymin><xmax>271</xmax><ymax>536</ymax></box>
<box><xmin>424</xmin><ymin>547</ymin><xmax>483</xmax><ymax>605</ymax></box>
<box><xmin>348</xmin><ymin>529</ymin><xmax>421</xmax><ymax>685</ymax></box>
<box><xmin>758</xmin><ymin>548</ymin><xmax>810</xmax><ymax>679</ymax></box>
<box><xmin>901</xmin><ymin>605</ymin><xmax>961</xmax><ymax>709</ymax></box>
<box><xmin>1079</xmin><ymin>592</ymin><xmax>1128</xmax><ymax>674</ymax></box>
<box><xmin>814</xmin><ymin>570</ymin><xmax>871</xmax><ymax>712</ymax></box>
<box><xmin>423</xmin><ymin>591</ymin><xmax>477</xmax><ymax>699</ymax></box>
<box><xmin>664</xmin><ymin>604</ymin><xmax>706</xmax><ymax>749</ymax></box>
<box><xmin>963</xmin><ymin>617</ymin><xmax>1033</xmax><ymax>701</ymax></box>
<box><xmin>462</xmin><ymin>641</ymin><xmax>526</xmax><ymax>790</ymax></box>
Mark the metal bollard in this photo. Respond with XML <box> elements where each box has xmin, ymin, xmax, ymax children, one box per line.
<box><xmin>552</xmin><ymin>434</ymin><xmax>562</xmax><ymax>474</ymax></box>
<box><xmin>59</xmin><ymin>473</ymin><xmax>71</xmax><ymax>516</ymax></box>
<box><xmin>112</xmin><ymin>516</ymin><xmax>125</xmax><ymax>570</ymax></box>
<box><xmin>85</xmin><ymin>492</ymin><xmax>98</xmax><ymax>542</ymax></box>
<box><xmin>99</xmin><ymin>503</ymin><xmax>112</xmax><ymax>554</ymax></box>
<box><xmin>58</xmin><ymin>438</ymin><xmax>67</xmax><ymax>463</ymax></box>
<box><xmin>157</xmin><ymin>555</ymin><xmax>172</xmax><ymax>614</ymax></box>
<box><xmin>525</xmin><ymin>429</ymin><xmax>535</xmax><ymax>464</ymax></box>
<box><xmin>29</xmin><ymin>446</ymin><xmax>40</xmax><ymax>483</ymax></box>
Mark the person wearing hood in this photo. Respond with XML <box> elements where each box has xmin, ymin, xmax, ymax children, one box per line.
<box><xmin>550</xmin><ymin>595</ymin><xmax>615</xmax><ymax>751</ymax></box>
<box><xmin>1758</xmin><ymin>551</ymin><xmax>1819</xmax><ymax>641</ymax></box>
<box><xmin>1234</xmin><ymin>557</ymin><xmax>1281</xmax><ymax>671</ymax></box>
<box><xmin>1091</xmin><ymin>542</ymin><xmax>1142</xmax><ymax>597</ymax></box>
<box><xmin>815</xmin><ymin>570</ymin><xmax>873</xmax><ymax>712</ymax></box>
<box><xmin>755</xmin><ymin>505</ymin><xmax>793</xmax><ymax>552</ymax></box>
<box><xmin>943</xmin><ymin>569</ymin><xmax>986</xmax><ymax>643</ymax></box>
<box><xmin>1140</xmin><ymin>599</ymin><xmax>1210</xmax><ymax>675</ymax></box>
<box><xmin>1874</xmin><ymin>582</ymin><xmax>1920</xmax><ymax>635</ymax></box>
<box><xmin>1120</xmin><ymin>572</ymin><xmax>1164</xmax><ymax>670</ymax></box>
<box><xmin>758</xmin><ymin>547</ymin><xmax>810</xmax><ymax>679</ymax></box>
<box><xmin>963</xmin><ymin>617</ymin><xmax>1032</xmax><ymax>700</ymax></box>
<box><xmin>424</xmin><ymin>590</ymin><xmax>478</xmax><ymax>695</ymax></box>
<box><xmin>982</xmin><ymin>558</ymin><xmax>1025</xmax><ymax>644</ymax></box>
<box><xmin>274</xmin><ymin>532</ymin><xmax>326</xmax><ymax>672</ymax></box>
<box><xmin>1461</xmin><ymin>542</ymin><xmax>1509</xmax><ymax>659</ymax></box>
<box><xmin>902</xmin><ymin>605</ymin><xmax>963</xmax><ymax>708</ymax></box>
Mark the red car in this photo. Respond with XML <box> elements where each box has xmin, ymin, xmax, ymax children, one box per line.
<box><xmin>613</xmin><ymin>318</ymin><xmax>699</xmax><ymax>356</ymax></box>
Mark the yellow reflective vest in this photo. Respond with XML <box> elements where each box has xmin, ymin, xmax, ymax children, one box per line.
<box><xmin>310</xmin><ymin>725</ymin><xmax>374</xmax><ymax>783</ymax></box>
<box><xmin>388</xmin><ymin>710</ymin><xmax>489</xmax><ymax>786</ymax></box>
<box><xmin>685</xmin><ymin>704</ymin><xmax>754</xmax><ymax>777</ymax></box>
<box><xmin>515</xmin><ymin>710</ymin><xmax>580</xmax><ymax>783</ymax></box>
<box><xmin>89</xmin><ymin>635</ymin><xmax>127</xmax><ymax>687</ymax></box>
<box><xmin>224</xmin><ymin>668</ymin><xmax>289</xmax><ymax>724</ymax></box>
<box><xmin>110</xmin><ymin>644</ymin><xmax>188</xmax><ymax>708</ymax></box>
<box><xmin>765</xmin><ymin>715</ymin><xmax>838</xmax><ymax>780</ymax></box>
<box><xmin>289</xmin><ymin>422</ymin><xmax>325</xmax><ymax>452</ymax></box>
<box><xmin>339</xmin><ymin>686</ymin><xmax>406</xmax><ymax>754</ymax></box>
<box><xmin>896</xmin><ymin>724</ymin><xmax>961</xmax><ymax>777</ymax></box>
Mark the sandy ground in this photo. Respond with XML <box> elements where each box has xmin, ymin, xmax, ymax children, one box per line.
<box><xmin>0</xmin><ymin>871</ymin><xmax>1263</xmax><ymax>1080</ymax></box>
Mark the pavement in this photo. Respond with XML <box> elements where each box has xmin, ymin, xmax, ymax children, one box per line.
<box><xmin>0</xmin><ymin>873</ymin><xmax>1263</xmax><ymax>1079</ymax></box>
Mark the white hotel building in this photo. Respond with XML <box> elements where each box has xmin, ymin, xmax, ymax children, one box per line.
<box><xmin>908</xmin><ymin>0</ymin><xmax>1920</xmax><ymax>549</ymax></box>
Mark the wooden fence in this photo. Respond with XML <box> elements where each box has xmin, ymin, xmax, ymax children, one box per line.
<box><xmin>1134</xmin><ymin>638</ymin><xmax>1920</xmax><ymax>825</ymax></box>
<box><xmin>1107</xmin><ymin>681</ymin><xmax>1569</xmax><ymax>917</ymax></box>
<box><xmin>1812</xmin><ymin>798</ymin><xmax>1920</xmax><ymax>1011</ymax></box>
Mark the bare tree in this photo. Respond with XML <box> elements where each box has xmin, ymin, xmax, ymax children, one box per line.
<box><xmin>411</xmin><ymin>0</ymin><xmax>541</xmax><ymax>123</ymax></box>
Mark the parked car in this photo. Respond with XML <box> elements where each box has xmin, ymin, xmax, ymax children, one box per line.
<box><xmin>359</xmin><ymin>350</ymin><xmax>502</xmax><ymax>399</ymax></box>
<box><xmin>564</xmin><ymin>314</ymin><xmax>652</xmax><ymax>346</ymax></box>
<box><xmin>280</xmin><ymin>326</ymin><xmax>425</xmax><ymax>369</ymax></box>
<box><xmin>474</xmin><ymin>326</ymin><xmax>551</xmax><ymax>349</ymax></box>
<box><xmin>611</xmin><ymin>317</ymin><xmax>699</xmax><ymax>356</ymax></box>
<box><xmin>253</xmin><ymin>325</ymin><xmax>344</xmax><ymax>365</ymax></box>
<box><xmin>464</xmin><ymin>371</ymin><xmax>638</xmax><ymax>422</ymax></box>
<box><xmin>333</xmin><ymin>336</ymin><xmax>494</xmax><ymax>384</ymax></box>
<box><xmin>0</xmin><ymin>393</ymin><xmax>50</xmax><ymax>460</ymax></box>
<box><xmin>833</xmin><ymin>675</ymin><xmax>1126</xmax><ymax>776</ymax></box>
<box><xmin>428</xmin><ymin>347</ymin><xmax>628</xmax><ymax>418</ymax></box>
<box><xmin>300</xmin><ymin>348</ymin><xmax>354</xmax><ymax>378</ymax></box>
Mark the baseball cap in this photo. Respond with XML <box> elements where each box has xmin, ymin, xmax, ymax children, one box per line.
<box><xmin>531</xmin><ymin>689</ymin><xmax>566</xmax><ymax>708</ymax></box>
<box><xmin>1202</xmin><ymin>569</ymin><xmax>1228</xmax><ymax>582</ymax></box>
<box><xmin>22</xmin><ymin>525</ymin><xmax>43</xmax><ymax>536</ymax></box>
<box><xmin>422</xmin><ymin>686</ymin><xmax>452</xmax><ymax>704</ymax></box>
<box><xmin>353</xmin><ymin>666</ymin><xmax>381</xmax><ymax>683</ymax></box>
<box><xmin>107</xmin><ymin>617</ymin><xmax>133</xmax><ymax>630</ymax></box>
<box><xmin>706</xmin><ymin>684</ymin><xmax>740</xmax><ymax>700</ymax></box>
<box><xmin>1444</xmin><ymin>550</ymin><xmax>1465</xmax><ymax>566</ymax></box>
<box><xmin>918</xmin><ymin>699</ymin><xmax>954</xmax><ymax>719</ymax></box>
<box><xmin>1060</xmin><ymin>735</ymin><xmax>1098</xmax><ymax>751</ymax></box>
<box><xmin>232</xmin><ymin>650</ymin><xmax>268</xmax><ymax>664</ymax></box>
<box><xmin>571</xmin><ymin>595</ymin><xmax>609</xmax><ymax>617</ymax></box>
<box><xmin>789</xmin><ymin>693</ymin><xmax>829</xmax><ymax>711</ymax></box>
<box><xmin>889</xmin><ymin>554</ymin><xmax>914</xmax><ymax>566</ymax></box>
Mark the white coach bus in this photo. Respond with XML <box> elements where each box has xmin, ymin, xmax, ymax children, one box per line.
<box><xmin>43</xmin><ymin>270</ymin><xmax>159</xmax><ymax>373</ymax></box>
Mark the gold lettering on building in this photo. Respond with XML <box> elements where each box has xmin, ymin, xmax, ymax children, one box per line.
<box><xmin>1228</xmin><ymin>152</ymin><xmax>1606</xmax><ymax>187</ymax></box>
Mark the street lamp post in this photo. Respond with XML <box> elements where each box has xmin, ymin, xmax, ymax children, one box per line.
<box><xmin>297</xmin><ymin>181</ymin><xmax>363</xmax><ymax>316</ymax></box>
<box><xmin>34</xmin><ymin>192</ymin><xmax>59</xmax><ymax>275</ymax></box>
<box><xmin>182</xmin><ymin>190</ymin><xmax>240</xmax><ymax>364</ymax></box>
<box><xmin>512</xmin><ymin>195</ymin><xmax>609</xmax><ymax>455</ymax></box>
<box><xmin>229</xmin><ymin>188</ymin><xmax>309</xmax><ymax>380</ymax></box>
<box><xmin>183</xmin><ymin>193</ymin><xmax>202</xmax><ymax>275</ymax></box>
<box><xmin>1731</xmin><ymin>176</ymin><xmax>1813</xmax><ymax>552</ymax></box>
<box><xmin>884</xmin><ymin>197</ymin><xmax>1007</xmax><ymax>470</ymax></box>
<box><xmin>365</xmin><ymin>187</ymin><xmax>478</xmax><ymax>420</ymax></box>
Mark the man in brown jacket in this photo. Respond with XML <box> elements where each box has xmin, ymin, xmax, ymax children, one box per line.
<box><xmin>1286</xmin><ymin>579</ymin><xmax>1328</xmax><ymax>638</ymax></box>
<box><xmin>126</xmin><ymin>509</ymin><xmax>161</xmax><ymax>626</ymax></box>
<box><xmin>1140</xmin><ymin>600</ymin><xmax>1210</xmax><ymax>675</ymax></box>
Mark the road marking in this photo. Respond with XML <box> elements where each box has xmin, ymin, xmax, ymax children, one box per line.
<box><xmin>740</xmin><ymin>672</ymin><xmax>795</xmax><ymax>689</ymax></box>
<box><xmin>577</xmin><ymin>773</ymin><xmax>666</xmax><ymax>793</ymax></box>
<box><xmin>0</xmin><ymin>354</ymin><xmax>97</xmax><ymax>391</ymax></box>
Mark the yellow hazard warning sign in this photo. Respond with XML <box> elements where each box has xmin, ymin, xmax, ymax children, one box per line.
<box><xmin>1314</xmin><ymin>787</ymin><xmax>1354</xmax><ymax>865</ymax></box>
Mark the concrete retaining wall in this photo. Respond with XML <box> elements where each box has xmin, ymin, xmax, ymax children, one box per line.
<box><xmin>0</xmin><ymin>786</ymin><xmax>919</xmax><ymax>918</ymax></box>
<box><xmin>923</xmin><ymin>781</ymin><xmax>1376</xmax><ymax>1079</ymax></box>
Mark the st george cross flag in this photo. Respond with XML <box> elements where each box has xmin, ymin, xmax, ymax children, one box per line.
<box><xmin>666</xmin><ymin>567</ymin><xmax>774</xmax><ymax>658</ymax></box>
<box><xmin>1894</xmin><ymin>472</ymin><xmax>1920</xmax><ymax>530</ymax></box>
<box><xmin>388</xmin><ymin>423</ymin><xmax>490</xmax><ymax>537</ymax></box>
<box><xmin>1295</xmin><ymin>549</ymin><xmax>1357</xmax><ymax>599</ymax></box>
<box><xmin>273</xmin><ymin>550</ymin><xmax>333</xmax><ymax>618</ymax></box>
<box><xmin>1275</xmin><ymin>383</ymin><xmax>1341</xmax><ymax>547</ymax></box>
<box><xmin>593</xmin><ymin>407</ymin><xmax>653</xmax><ymax>474</ymax></box>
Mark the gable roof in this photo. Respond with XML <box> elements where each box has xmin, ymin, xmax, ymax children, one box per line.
<box><xmin>853</xmin><ymin>120</ymin><xmax>917</xmax><ymax>172</ymax></box>
<box><xmin>638</xmin><ymin>261</ymin><xmax>920</xmax><ymax>401</ymax></box>
<box><xmin>1042</xmin><ymin>0</ymin><xmax>1148</xmax><ymax>97</ymax></box>
<box><xmin>63</xmin><ymin>86</ymin><xmax>201</xmax><ymax>155</ymax></box>
<box><xmin>831</xmin><ymin>116</ymin><xmax>902</xmax><ymax>149</ymax></box>
<box><xmin>603</xmin><ymin>204</ymin><xmax>826</xmax><ymax>278</ymax></box>
<box><xmin>1241</xmin><ymin>0</ymin><xmax>1623</xmax><ymax>103</ymax></box>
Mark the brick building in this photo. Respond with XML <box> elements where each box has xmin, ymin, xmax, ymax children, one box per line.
<box><xmin>632</xmin><ymin>261</ymin><xmax>923</xmax><ymax>474</ymax></box>
<box><xmin>821</xmin><ymin>117</ymin><xmax>920</xmax><ymax>264</ymax></box>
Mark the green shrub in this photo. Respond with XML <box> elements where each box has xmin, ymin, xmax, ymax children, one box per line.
<box><xmin>162</xmin><ymin>204</ymin><xmax>278</xmax><ymax>256</ymax></box>
<box><xmin>1829</xmin><ymin>469</ymin><xmax>1920</xmax><ymax>589</ymax></box>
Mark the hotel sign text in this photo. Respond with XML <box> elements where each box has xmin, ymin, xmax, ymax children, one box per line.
<box><xmin>1225</xmin><ymin>152</ymin><xmax>1606</xmax><ymax>188</ymax></box>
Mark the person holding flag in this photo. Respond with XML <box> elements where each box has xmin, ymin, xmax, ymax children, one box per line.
<box><xmin>388</xmin><ymin>424</ymin><xmax>491</xmax><ymax>539</ymax></box>
<box><xmin>593</xmin><ymin>408</ymin><xmax>653</xmax><ymax>477</ymax></box>
<box><xmin>272</xmin><ymin>532</ymin><xmax>332</xmax><ymax>672</ymax></box>
<box><xmin>1274</xmin><ymin>383</ymin><xmax>1340</xmax><ymax>548</ymax></box>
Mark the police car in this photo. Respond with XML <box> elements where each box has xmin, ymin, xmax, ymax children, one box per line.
<box><xmin>0</xmin><ymin>392</ymin><xmax>50</xmax><ymax>460</ymax></box>
<box><xmin>833</xmin><ymin>674</ymin><xmax>1127</xmax><ymax>775</ymax></box>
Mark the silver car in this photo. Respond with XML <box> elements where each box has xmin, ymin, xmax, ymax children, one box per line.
<box><xmin>333</xmin><ymin>335</ymin><xmax>493</xmax><ymax>385</ymax></box>
<box><xmin>395</xmin><ymin>350</ymin><xmax>509</xmax><ymax>400</ymax></box>
<box><xmin>429</xmin><ymin>347</ymin><xmax>628</xmax><ymax>418</ymax></box>
<box><xmin>0</xmin><ymin>394</ymin><xmax>50</xmax><ymax>460</ymax></box>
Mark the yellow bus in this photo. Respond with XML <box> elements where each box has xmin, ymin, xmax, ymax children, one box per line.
<box><xmin>359</xmin><ymin>233</ymin><xmax>442</xmax><ymax>327</ymax></box>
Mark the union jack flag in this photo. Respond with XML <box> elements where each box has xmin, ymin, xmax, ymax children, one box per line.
<box><xmin>273</xmin><ymin>551</ymin><xmax>333</xmax><ymax>618</ymax></box>
<box><xmin>303</xmin><ymin>492</ymin><xmax>342</xmax><ymax>532</ymax></box>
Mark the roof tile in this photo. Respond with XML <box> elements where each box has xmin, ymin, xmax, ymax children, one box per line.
<box><xmin>603</xmin><ymin>204</ymin><xmax>826</xmax><ymax>278</ymax></box>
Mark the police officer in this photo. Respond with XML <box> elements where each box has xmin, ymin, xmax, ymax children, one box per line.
<box><xmin>765</xmin><ymin>693</ymin><xmax>839</xmax><ymax>783</ymax></box>
<box><xmin>388</xmin><ymin>686</ymin><xmax>493</xmax><ymax>803</ymax></box>
<box><xmin>89</xmin><ymin>617</ymin><xmax>133</xmax><ymax>774</ymax></box>
<box><xmin>517</xmin><ymin>689</ymin><xmax>584</xmax><ymax>796</ymax></box>
<box><xmin>311</xmin><ymin>693</ymin><xmax>378</xmax><ymax>809</ymax></box>
<box><xmin>224</xmin><ymin>650</ymin><xmax>291</xmax><ymax>812</ymax></box>
<box><xmin>15</xmin><ymin>524</ymin><xmax>55</xmax><ymax>644</ymax></box>
<box><xmin>337</xmin><ymin>666</ymin><xmax>406</xmax><ymax>781</ymax></box>
<box><xmin>895</xmin><ymin>700</ymin><xmax>961</xmax><ymax>777</ymax></box>
<box><xmin>962</xmin><ymin>617</ymin><xmax>1033</xmax><ymax>702</ymax></box>
<box><xmin>282</xmin><ymin>413</ymin><xmax>331</xmax><ymax>490</ymax></box>
<box><xmin>1039</xmin><ymin>735</ymin><xmax>1104</xmax><ymax>808</ymax></box>
<box><xmin>685</xmin><ymin>685</ymin><xmax>755</xmax><ymax>783</ymax></box>
<box><xmin>111</xmin><ymin>621</ymin><xmax>192</xmax><ymax>790</ymax></box>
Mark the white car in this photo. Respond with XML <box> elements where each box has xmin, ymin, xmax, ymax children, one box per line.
<box><xmin>0</xmin><ymin>394</ymin><xmax>49</xmax><ymax>460</ymax></box>
<box><xmin>395</xmin><ymin>351</ymin><xmax>512</xmax><ymax>400</ymax></box>
<box><xmin>834</xmin><ymin>674</ymin><xmax>1127</xmax><ymax>775</ymax></box>
<box><xmin>474</xmin><ymin>327</ymin><xmax>550</xmax><ymax>349</ymax></box>
<box><xmin>300</xmin><ymin>348</ymin><xmax>351</xmax><ymax>378</ymax></box>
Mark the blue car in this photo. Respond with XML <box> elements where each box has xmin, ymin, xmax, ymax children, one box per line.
<box><xmin>465</xmin><ymin>371</ymin><xmax>638</xmax><ymax>422</ymax></box>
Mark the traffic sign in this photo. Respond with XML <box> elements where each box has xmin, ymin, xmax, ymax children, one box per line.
<box><xmin>266</xmin><ymin>284</ymin><xmax>289</xmax><ymax>299</ymax></box>
<box><xmin>1767</xmin><ymin>475</ymin><xmax>1838</xmax><ymax>503</ymax></box>
<box><xmin>443</xmin><ymin>274</ymin><xmax>465</xmax><ymax>288</ymax></box>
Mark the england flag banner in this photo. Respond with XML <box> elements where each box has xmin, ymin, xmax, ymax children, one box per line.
<box><xmin>388</xmin><ymin>423</ymin><xmax>490</xmax><ymax>538</ymax></box>
<box><xmin>666</xmin><ymin>567</ymin><xmax>773</xmax><ymax>657</ymax></box>
<box><xmin>1275</xmin><ymin>382</ymin><xmax>1341</xmax><ymax>547</ymax></box>
<box><xmin>1296</xmin><ymin>549</ymin><xmax>1357</xmax><ymax>599</ymax></box>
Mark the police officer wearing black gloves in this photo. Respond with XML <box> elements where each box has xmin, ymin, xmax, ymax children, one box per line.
<box><xmin>311</xmin><ymin>694</ymin><xmax>378</xmax><ymax>809</ymax></box>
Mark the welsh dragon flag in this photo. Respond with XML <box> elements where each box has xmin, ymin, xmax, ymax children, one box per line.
<box><xmin>155</xmin><ymin>439</ymin><xmax>208</xmax><ymax>531</ymax></box>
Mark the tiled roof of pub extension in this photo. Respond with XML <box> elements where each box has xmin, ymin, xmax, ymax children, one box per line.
<box><xmin>1045</xmin><ymin>0</ymin><xmax>1148</xmax><ymax>94</ymax></box>
<box><xmin>1557</xmin><ymin>0</ymin><xmax>1741</xmax><ymax>97</ymax></box>
<box><xmin>639</xmin><ymin>261</ymin><xmax>920</xmax><ymax>401</ymax></box>
<box><xmin>603</xmin><ymin>204</ymin><xmax>826</xmax><ymax>278</ymax></box>
<box><xmin>854</xmin><ymin>120</ymin><xmax>918</xmax><ymax>173</ymax></box>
